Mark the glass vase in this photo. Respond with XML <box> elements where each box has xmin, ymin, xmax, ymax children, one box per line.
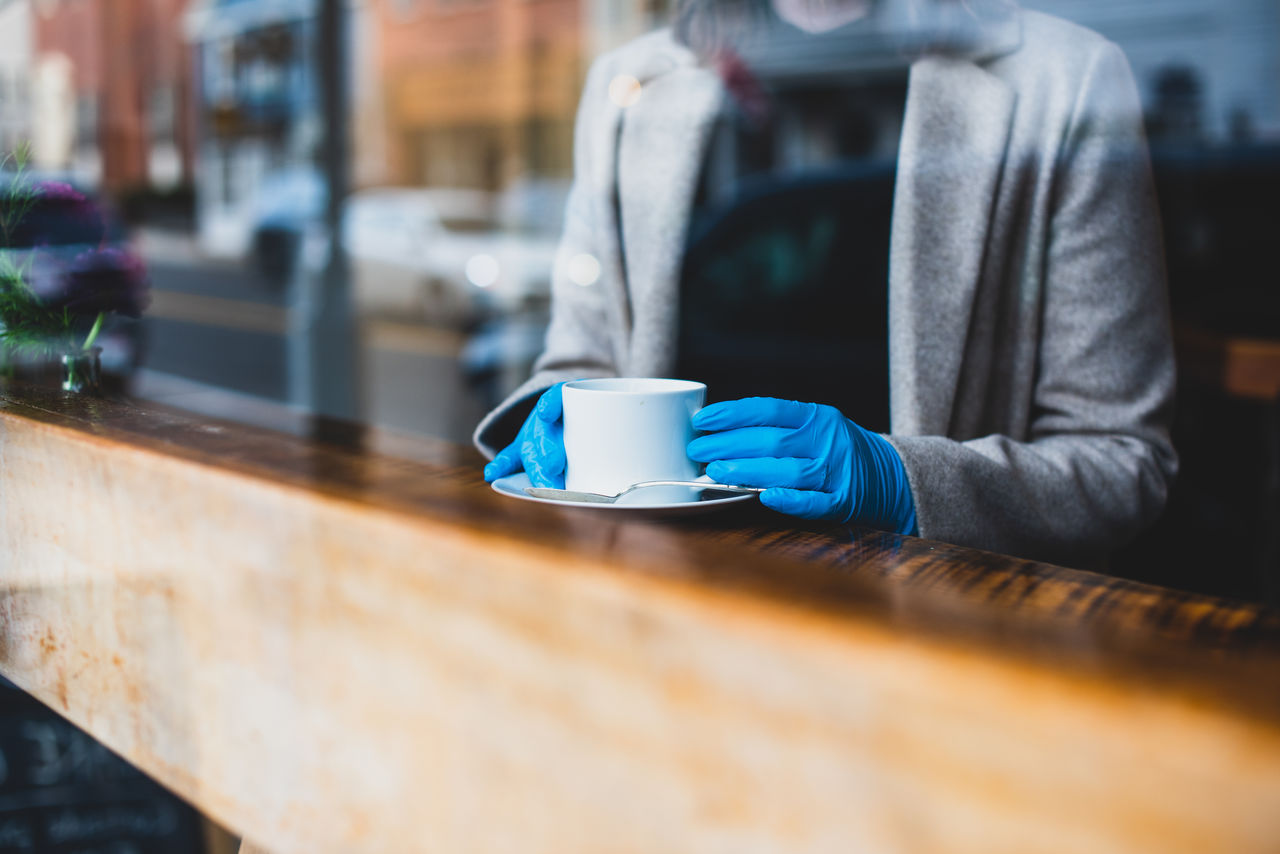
<box><xmin>61</xmin><ymin>347</ymin><xmax>103</xmax><ymax>395</ymax></box>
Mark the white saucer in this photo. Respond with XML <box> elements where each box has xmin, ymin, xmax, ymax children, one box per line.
<box><xmin>491</xmin><ymin>473</ymin><xmax>757</xmax><ymax>514</ymax></box>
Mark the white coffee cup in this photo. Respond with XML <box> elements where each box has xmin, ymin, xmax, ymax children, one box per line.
<box><xmin>561</xmin><ymin>378</ymin><xmax>706</xmax><ymax>503</ymax></box>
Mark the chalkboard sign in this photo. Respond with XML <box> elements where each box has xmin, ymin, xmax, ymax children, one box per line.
<box><xmin>0</xmin><ymin>677</ymin><xmax>205</xmax><ymax>853</ymax></box>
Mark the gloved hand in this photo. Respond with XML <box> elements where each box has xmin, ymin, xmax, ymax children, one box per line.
<box><xmin>688</xmin><ymin>397</ymin><xmax>917</xmax><ymax>534</ymax></box>
<box><xmin>483</xmin><ymin>383</ymin><xmax>567</xmax><ymax>488</ymax></box>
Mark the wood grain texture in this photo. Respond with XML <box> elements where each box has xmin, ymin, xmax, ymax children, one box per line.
<box><xmin>1</xmin><ymin>382</ymin><xmax>1278</xmax><ymax>854</ymax></box>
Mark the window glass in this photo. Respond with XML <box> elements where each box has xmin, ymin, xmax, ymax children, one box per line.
<box><xmin>0</xmin><ymin>0</ymin><xmax>1272</xmax><ymax>421</ymax></box>
<box><xmin>1</xmin><ymin>0</ymin><xmax>1277</xmax><ymax>592</ymax></box>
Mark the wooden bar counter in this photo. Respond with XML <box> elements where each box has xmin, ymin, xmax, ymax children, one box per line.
<box><xmin>0</xmin><ymin>381</ymin><xmax>1278</xmax><ymax>854</ymax></box>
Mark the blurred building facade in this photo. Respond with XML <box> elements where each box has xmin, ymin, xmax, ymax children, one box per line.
<box><xmin>29</xmin><ymin>0</ymin><xmax>196</xmax><ymax>190</ymax></box>
<box><xmin>367</xmin><ymin>0</ymin><xmax>671</xmax><ymax>191</ymax></box>
<box><xmin>0</xmin><ymin>0</ymin><xmax>34</xmax><ymax>162</ymax></box>
<box><xmin>185</xmin><ymin>0</ymin><xmax>327</xmax><ymax>256</ymax></box>
<box><xmin>1024</xmin><ymin>0</ymin><xmax>1280</xmax><ymax>143</ymax></box>
<box><xmin>370</xmin><ymin>0</ymin><xmax>584</xmax><ymax>191</ymax></box>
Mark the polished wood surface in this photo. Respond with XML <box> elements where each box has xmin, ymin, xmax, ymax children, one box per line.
<box><xmin>3</xmin><ymin>381</ymin><xmax>1276</xmax><ymax>669</ymax></box>
<box><xmin>1</xmin><ymin>381</ymin><xmax>1278</xmax><ymax>854</ymax></box>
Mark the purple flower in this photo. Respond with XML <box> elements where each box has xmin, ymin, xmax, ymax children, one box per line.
<box><xmin>4</xmin><ymin>181</ymin><xmax>102</xmax><ymax>247</ymax></box>
<box><xmin>43</xmin><ymin>247</ymin><xmax>151</xmax><ymax>319</ymax></box>
<box><xmin>35</xmin><ymin>181</ymin><xmax>87</xmax><ymax>204</ymax></box>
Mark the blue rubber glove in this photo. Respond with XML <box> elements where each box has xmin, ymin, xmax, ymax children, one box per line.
<box><xmin>483</xmin><ymin>383</ymin><xmax>567</xmax><ymax>488</ymax></box>
<box><xmin>688</xmin><ymin>397</ymin><xmax>917</xmax><ymax>534</ymax></box>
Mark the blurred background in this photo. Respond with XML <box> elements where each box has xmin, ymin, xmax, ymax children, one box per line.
<box><xmin>0</xmin><ymin>0</ymin><xmax>1276</xmax><ymax>849</ymax></box>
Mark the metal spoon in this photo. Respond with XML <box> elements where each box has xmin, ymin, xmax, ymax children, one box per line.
<box><xmin>524</xmin><ymin>480</ymin><xmax>764</xmax><ymax>504</ymax></box>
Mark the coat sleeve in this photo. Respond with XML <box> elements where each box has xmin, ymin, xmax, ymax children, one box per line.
<box><xmin>888</xmin><ymin>42</ymin><xmax>1178</xmax><ymax>568</ymax></box>
<box><xmin>473</xmin><ymin>58</ymin><xmax>625</xmax><ymax>457</ymax></box>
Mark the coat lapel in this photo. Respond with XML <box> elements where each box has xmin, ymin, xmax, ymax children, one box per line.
<box><xmin>616</xmin><ymin>62</ymin><xmax>723</xmax><ymax>376</ymax></box>
<box><xmin>889</xmin><ymin>55</ymin><xmax>1014</xmax><ymax>435</ymax></box>
<box><xmin>608</xmin><ymin>31</ymin><xmax>1017</xmax><ymax>411</ymax></box>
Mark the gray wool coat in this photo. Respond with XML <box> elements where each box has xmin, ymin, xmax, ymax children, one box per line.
<box><xmin>474</xmin><ymin>9</ymin><xmax>1178</xmax><ymax>569</ymax></box>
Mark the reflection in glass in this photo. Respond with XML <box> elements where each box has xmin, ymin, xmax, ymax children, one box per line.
<box><xmin>0</xmin><ymin>0</ymin><xmax>1273</xmax><ymax>591</ymax></box>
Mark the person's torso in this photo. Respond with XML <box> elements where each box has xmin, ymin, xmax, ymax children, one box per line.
<box><xmin>675</xmin><ymin>34</ymin><xmax>909</xmax><ymax>432</ymax></box>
